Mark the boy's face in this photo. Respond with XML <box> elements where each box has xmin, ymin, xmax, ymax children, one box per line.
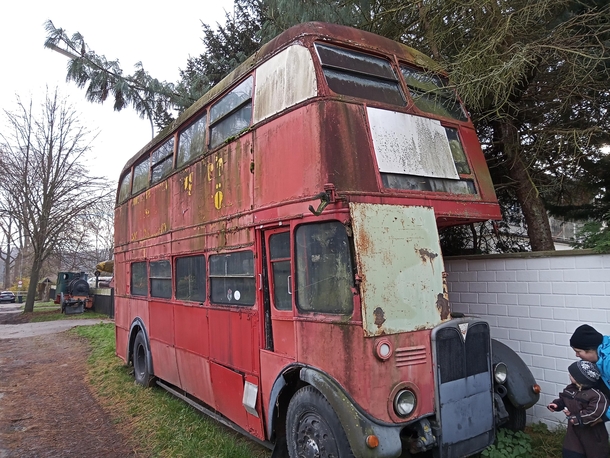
<box><xmin>573</xmin><ymin>347</ymin><xmax>598</xmax><ymax>363</ymax></box>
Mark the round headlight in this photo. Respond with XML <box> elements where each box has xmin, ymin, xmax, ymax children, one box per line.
<box><xmin>494</xmin><ymin>362</ymin><xmax>508</xmax><ymax>384</ymax></box>
<box><xmin>394</xmin><ymin>389</ymin><xmax>417</xmax><ymax>417</ymax></box>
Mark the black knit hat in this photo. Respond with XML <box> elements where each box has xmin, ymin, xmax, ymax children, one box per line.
<box><xmin>570</xmin><ymin>324</ymin><xmax>603</xmax><ymax>350</ymax></box>
<box><xmin>569</xmin><ymin>361</ymin><xmax>600</xmax><ymax>388</ymax></box>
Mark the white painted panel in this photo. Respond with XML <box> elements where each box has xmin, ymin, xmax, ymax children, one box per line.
<box><xmin>350</xmin><ymin>203</ymin><xmax>448</xmax><ymax>336</ymax></box>
<box><xmin>367</xmin><ymin>107</ymin><xmax>459</xmax><ymax>179</ymax></box>
<box><xmin>253</xmin><ymin>45</ymin><xmax>317</xmax><ymax>124</ymax></box>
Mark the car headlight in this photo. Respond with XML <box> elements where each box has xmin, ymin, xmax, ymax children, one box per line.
<box><xmin>494</xmin><ymin>362</ymin><xmax>508</xmax><ymax>384</ymax></box>
<box><xmin>394</xmin><ymin>389</ymin><xmax>417</xmax><ymax>417</ymax></box>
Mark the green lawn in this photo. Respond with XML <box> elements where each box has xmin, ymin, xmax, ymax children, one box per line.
<box><xmin>74</xmin><ymin>324</ymin><xmax>271</xmax><ymax>458</ymax></box>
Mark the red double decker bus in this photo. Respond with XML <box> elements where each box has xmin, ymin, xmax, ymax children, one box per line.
<box><xmin>114</xmin><ymin>22</ymin><xmax>539</xmax><ymax>458</ymax></box>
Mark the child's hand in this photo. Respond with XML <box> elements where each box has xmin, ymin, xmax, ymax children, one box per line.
<box><xmin>547</xmin><ymin>403</ymin><xmax>558</xmax><ymax>411</ymax></box>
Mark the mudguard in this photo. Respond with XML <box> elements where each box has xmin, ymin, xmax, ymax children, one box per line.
<box><xmin>127</xmin><ymin>318</ymin><xmax>154</xmax><ymax>375</ymax></box>
<box><xmin>491</xmin><ymin>339</ymin><xmax>539</xmax><ymax>409</ymax></box>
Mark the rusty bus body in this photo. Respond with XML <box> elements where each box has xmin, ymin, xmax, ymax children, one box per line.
<box><xmin>114</xmin><ymin>22</ymin><xmax>539</xmax><ymax>458</ymax></box>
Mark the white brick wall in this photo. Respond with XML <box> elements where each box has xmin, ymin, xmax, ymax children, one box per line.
<box><xmin>445</xmin><ymin>251</ymin><xmax>610</xmax><ymax>429</ymax></box>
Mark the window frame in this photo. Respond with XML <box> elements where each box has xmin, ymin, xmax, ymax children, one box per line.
<box><xmin>175</xmin><ymin>255</ymin><xmax>207</xmax><ymax>303</ymax></box>
<box><xmin>177</xmin><ymin>113</ymin><xmax>207</xmax><ymax>168</ymax></box>
<box><xmin>130</xmin><ymin>261</ymin><xmax>148</xmax><ymax>296</ymax></box>
<box><xmin>209</xmin><ymin>250</ymin><xmax>256</xmax><ymax>306</ymax></box>
<box><xmin>314</xmin><ymin>42</ymin><xmax>405</xmax><ymax>107</ymax></box>
<box><xmin>150</xmin><ymin>259</ymin><xmax>172</xmax><ymax>299</ymax></box>
<box><xmin>294</xmin><ymin>221</ymin><xmax>355</xmax><ymax>315</ymax></box>
<box><xmin>209</xmin><ymin>76</ymin><xmax>254</xmax><ymax>149</ymax></box>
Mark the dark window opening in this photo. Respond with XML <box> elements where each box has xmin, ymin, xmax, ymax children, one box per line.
<box><xmin>295</xmin><ymin>221</ymin><xmax>354</xmax><ymax>314</ymax></box>
<box><xmin>178</xmin><ymin>114</ymin><xmax>207</xmax><ymax>167</ymax></box>
<box><xmin>175</xmin><ymin>255</ymin><xmax>206</xmax><ymax>302</ymax></box>
<box><xmin>269</xmin><ymin>232</ymin><xmax>291</xmax><ymax>311</ymax></box>
<box><xmin>315</xmin><ymin>43</ymin><xmax>405</xmax><ymax>106</ymax></box>
<box><xmin>150</xmin><ymin>260</ymin><xmax>172</xmax><ymax>299</ymax></box>
<box><xmin>209</xmin><ymin>251</ymin><xmax>255</xmax><ymax>306</ymax></box>
<box><xmin>401</xmin><ymin>66</ymin><xmax>467</xmax><ymax>121</ymax></box>
<box><xmin>151</xmin><ymin>138</ymin><xmax>175</xmax><ymax>184</ymax></box>
<box><xmin>131</xmin><ymin>262</ymin><xmax>147</xmax><ymax>296</ymax></box>
<box><xmin>210</xmin><ymin>77</ymin><xmax>253</xmax><ymax>149</ymax></box>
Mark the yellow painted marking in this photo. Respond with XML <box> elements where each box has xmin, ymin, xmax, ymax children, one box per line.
<box><xmin>214</xmin><ymin>191</ymin><xmax>224</xmax><ymax>209</ymax></box>
<box><xmin>184</xmin><ymin>173</ymin><xmax>193</xmax><ymax>195</ymax></box>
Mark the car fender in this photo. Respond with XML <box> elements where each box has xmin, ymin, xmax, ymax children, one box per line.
<box><xmin>492</xmin><ymin>339</ymin><xmax>539</xmax><ymax>409</ymax></box>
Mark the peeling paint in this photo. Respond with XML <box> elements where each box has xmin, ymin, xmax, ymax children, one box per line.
<box><xmin>436</xmin><ymin>293</ymin><xmax>450</xmax><ymax>320</ymax></box>
<box><xmin>373</xmin><ymin>307</ymin><xmax>386</xmax><ymax>328</ymax></box>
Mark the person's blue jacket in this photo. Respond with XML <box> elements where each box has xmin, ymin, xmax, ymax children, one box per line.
<box><xmin>597</xmin><ymin>335</ymin><xmax>610</xmax><ymax>417</ymax></box>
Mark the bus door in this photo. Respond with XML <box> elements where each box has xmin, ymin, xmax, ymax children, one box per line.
<box><xmin>259</xmin><ymin>228</ymin><xmax>296</xmax><ymax>425</ymax></box>
<box><xmin>262</xmin><ymin>229</ymin><xmax>296</xmax><ymax>356</ymax></box>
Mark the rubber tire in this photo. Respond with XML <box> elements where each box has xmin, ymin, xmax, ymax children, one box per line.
<box><xmin>286</xmin><ymin>386</ymin><xmax>354</xmax><ymax>458</ymax></box>
<box><xmin>501</xmin><ymin>399</ymin><xmax>526</xmax><ymax>432</ymax></box>
<box><xmin>133</xmin><ymin>332</ymin><xmax>155</xmax><ymax>387</ymax></box>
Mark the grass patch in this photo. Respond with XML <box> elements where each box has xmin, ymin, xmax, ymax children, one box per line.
<box><xmin>527</xmin><ymin>422</ymin><xmax>564</xmax><ymax>458</ymax></box>
<box><xmin>29</xmin><ymin>309</ymin><xmax>108</xmax><ymax>322</ymax></box>
<box><xmin>74</xmin><ymin>324</ymin><xmax>271</xmax><ymax>458</ymax></box>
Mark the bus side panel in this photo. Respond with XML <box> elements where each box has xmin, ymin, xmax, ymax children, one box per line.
<box><xmin>296</xmin><ymin>320</ymin><xmax>435</xmax><ymax>424</ymax></box>
<box><xmin>175</xmin><ymin>349</ymin><xmax>216</xmax><ymax>409</ymax></box>
<box><xmin>174</xmin><ymin>304</ymin><xmax>215</xmax><ymax>405</ymax></box>
<box><xmin>209</xmin><ymin>361</ymin><xmax>249</xmax><ymax>432</ymax></box>
<box><xmin>253</xmin><ymin>104</ymin><xmax>323</xmax><ymax>208</ymax></box>
<box><xmin>115</xmin><ymin>324</ymin><xmax>128</xmax><ymax>363</ymax></box>
<box><xmin>149</xmin><ymin>301</ymin><xmax>180</xmax><ymax>387</ymax></box>
<box><xmin>259</xmin><ymin>349</ymin><xmax>295</xmax><ymax>433</ymax></box>
<box><xmin>208</xmin><ymin>307</ymin><xmax>259</xmax><ymax>375</ymax></box>
<box><xmin>174</xmin><ymin>304</ymin><xmax>209</xmax><ymax>357</ymax></box>
<box><xmin>321</xmin><ymin>101</ymin><xmax>379</xmax><ymax>193</ymax></box>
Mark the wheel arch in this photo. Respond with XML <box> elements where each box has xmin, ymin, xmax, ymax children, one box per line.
<box><xmin>127</xmin><ymin>317</ymin><xmax>154</xmax><ymax>376</ymax></box>
<box><xmin>268</xmin><ymin>365</ymin><xmax>402</xmax><ymax>458</ymax></box>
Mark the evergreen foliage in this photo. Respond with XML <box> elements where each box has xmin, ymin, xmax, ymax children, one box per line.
<box><xmin>43</xmin><ymin>0</ymin><xmax>610</xmax><ymax>252</ymax></box>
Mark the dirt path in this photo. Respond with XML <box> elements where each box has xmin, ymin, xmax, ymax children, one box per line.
<box><xmin>0</xmin><ymin>312</ymin><xmax>136</xmax><ymax>457</ymax></box>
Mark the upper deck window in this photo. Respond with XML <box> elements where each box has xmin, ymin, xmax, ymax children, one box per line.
<box><xmin>151</xmin><ymin>138</ymin><xmax>175</xmax><ymax>184</ymax></box>
<box><xmin>132</xmin><ymin>159</ymin><xmax>149</xmax><ymax>195</ymax></box>
<box><xmin>401</xmin><ymin>66</ymin><xmax>467</xmax><ymax>121</ymax></box>
<box><xmin>209</xmin><ymin>77</ymin><xmax>253</xmax><ymax>149</ymax></box>
<box><xmin>118</xmin><ymin>171</ymin><xmax>131</xmax><ymax>203</ymax></box>
<box><xmin>315</xmin><ymin>43</ymin><xmax>405</xmax><ymax>106</ymax></box>
<box><xmin>178</xmin><ymin>114</ymin><xmax>207</xmax><ymax>168</ymax></box>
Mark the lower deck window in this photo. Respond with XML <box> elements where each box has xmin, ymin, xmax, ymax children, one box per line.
<box><xmin>150</xmin><ymin>260</ymin><xmax>171</xmax><ymax>299</ymax></box>
<box><xmin>295</xmin><ymin>222</ymin><xmax>354</xmax><ymax>314</ymax></box>
<box><xmin>209</xmin><ymin>251</ymin><xmax>255</xmax><ymax>306</ymax></box>
<box><xmin>131</xmin><ymin>262</ymin><xmax>147</xmax><ymax>296</ymax></box>
<box><xmin>175</xmin><ymin>255</ymin><xmax>206</xmax><ymax>302</ymax></box>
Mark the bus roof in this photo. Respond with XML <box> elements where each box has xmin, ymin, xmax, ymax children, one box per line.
<box><xmin>120</xmin><ymin>22</ymin><xmax>442</xmax><ymax>176</ymax></box>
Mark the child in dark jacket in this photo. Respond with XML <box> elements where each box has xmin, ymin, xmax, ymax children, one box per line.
<box><xmin>547</xmin><ymin>360</ymin><xmax>609</xmax><ymax>458</ymax></box>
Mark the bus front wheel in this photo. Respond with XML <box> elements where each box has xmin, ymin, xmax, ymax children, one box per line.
<box><xmin>133</xmin><ymin>332</ymin><xmax>154</xmax><ymax>387</ymax></box>
<box><xmin>286</xmin><ymin>386</ymin><xmax>354</xmax><ymax>458</ymax></box>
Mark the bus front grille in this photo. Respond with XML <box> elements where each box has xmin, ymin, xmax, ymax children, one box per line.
<box><xmin>432</xmin><ymin>321</ymin><xmax>495</xmax><ymax>458</ymax></box>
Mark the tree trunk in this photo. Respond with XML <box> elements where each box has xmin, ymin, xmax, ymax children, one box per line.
<box><xmin>499</xmin><ymin>120</ymin><xmax>555</xmax><ymax>251</ymax></box>
<box><xmin>23</xmin><ymin>256</ymin><xmax>43</xmax><ymax>313</ymax></box>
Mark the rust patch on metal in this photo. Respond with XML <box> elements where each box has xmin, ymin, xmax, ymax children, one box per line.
<box><xmin>436</xmin><ymin>293</ymin><xmax>450</xmax><ymax>320</ymax></box>
<box><xmin>418</xmin><ymin>248</ymin><xmax>438</xmax><ymax>264</ymax></box>
<box><xmin>373</xmin><ymin>307</ymin><xmax>386</xmax><ymax>328</ymax></box>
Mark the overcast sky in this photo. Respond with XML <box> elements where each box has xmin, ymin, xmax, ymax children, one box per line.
<box><xmin>0</xmin><ymin>0</ymin><xmax>235</xmax><ymax>183</ymax></box>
